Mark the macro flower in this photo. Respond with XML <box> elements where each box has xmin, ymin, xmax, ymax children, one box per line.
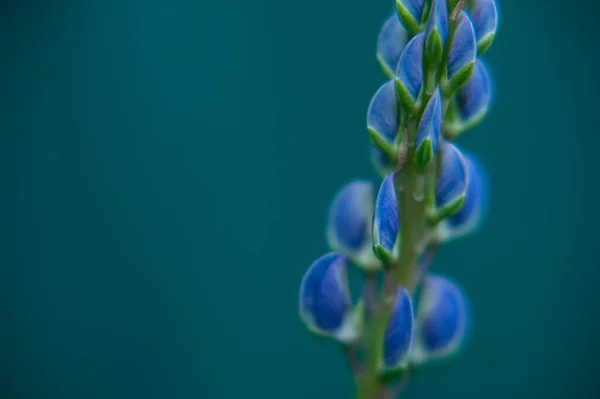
<box><xmin>327</xmin><ymin>180</ymin><xmax>380</xmax><ymax>270</ymax></box>
<box><xmin>383</xmin><ymin>287</ymin><xmax>415</xmax><ymax>371</ymax></box>
<box><xmin>411</xmin><ymin>274</ymin><xmax>470</xmax><ymax>365</ymax></box>
<box><xmin>377</xmin><ymin>13</ymin><xmax>409</xmax><ymax>78</ymax></box>
<box><xmin>367</xmin><ymin>80</ymin><xmax>400</xmax><ymax>176</ymax></box>
<box><xmin>373</xmin><ymin>173</ymin><xmax>399</xmax><ymax>261</ymax></box>
<box><xmin>395</xmin><ymin>32</ymin><xmax>425</xmax><ymax>114</ymax></box>
<box><xmin>434</xmin><ymin>140</ymin><xmax>468</xmax><ymax>220</ymax></box>
<box><xmin>437</xmin><ymin>151</ymin><xmax>489</xmax><ymax>242</ymax></box>
<box><xmin>443</xmin><ymin>10</ymin><xmax>476</xmax><ymax>95</ymax></box>
<box><xmin>445</xmin><ymin>59</ymin><xmax>493</xmax><ymax>138</ymax></box>
<box><xmin>468</xmin><ymin>0</ymin><xmax>499</xmax><ymax>55</ymax></box>
<box><xmin>396</xmin><ymin>0</ymin><xmax>426</xmax><ymax>35</ymax></box>
<box><xmin>299</xmin><ymin>253</ymin><xmax>364</xmax><ymax>343</ymax></box>
<box><xmin>415</xmin><ymin>88</ymin><xmax>442</xmax><ymax>169</ymax></box>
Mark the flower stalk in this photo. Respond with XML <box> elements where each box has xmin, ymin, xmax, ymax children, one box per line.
<box><xmin>299</xmin><ymin>1</ymin><xmax>498</xmax><ymax>397</ymax></box>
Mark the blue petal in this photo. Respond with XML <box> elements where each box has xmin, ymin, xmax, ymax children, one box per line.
<box><xmin>446</xmin><ymin>59</ymin><xmax>493</xmax><ymax>137</ymax></box>
<box><xmin>327</xmin><ymin>180</ymin><xmax>373</xmax><ymax>253</ymax></box>
<box><xmin>299</xmin><ymin>253</ymin><xmax>352</xmax><ymax>336</ymax></box>
<box><xmin>367</xmin><ymin>80</ymin><xmax>399</xmax><ymax>145</ymax></box>
<box><xmin>377</xmin><ymin>14</ymin><xmax>409</xmax><ymax>78</ymax></box>
<box><xmin>468</xmin><ymin>0</ymin><xmax>498</xmax><ymax>54</ymax></box>
<box><xmin>446</xmin><ymin>10</ymin><xmax>476</xmax><ymax>92</ymax></box>
<box><xmin>327</xmin><ymin>180</ymin><xmax>379</xmax><ymax>269</ymax></box>
<box><xmin>373</xmin><ymin>173</ymin><xmax>399</xmax><ymax>253</ymax></box>
<box><xmin>435</xmin><ymin>140</ymin><xmax>468</xmax><ymax>213</ymax></box>
<box><xmin>396</xmin><ymin>0</ymin><xmax>426</xmax><ymax>34</ymax></box>
<box><xmin>443</xmin><ymin>151</ymin><xmax>488</xmax><ymax>239</ymax></box>
<box><xmin>384</xmin><ymin>287</ymin><xmax>415</xmax><ymax>369</ymax></box>
<box><xmin>424</xmin><ymin>0</ymin><xmax>449</xmax><ymax>61</ymax></box>
<box><xmin>414</xmin><ymin>274</ymin><xmax>470</xmax><ymax>362</ymax></box>
<box><xmin>395</xmin><ymin>32</ymin><xmax>425</xmax><ymax>113</ymax></box>
<box><xmin>415</xmin><ymin>88</ymin><xmax>442</xmax><ymax>166</ymax></box>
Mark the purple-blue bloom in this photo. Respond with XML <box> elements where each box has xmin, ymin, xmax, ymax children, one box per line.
<box><xmin>383</xmin><ymin>287</ymin><xmax>415</xmax><ymax>369</ymax></box>
<box><xmin>327</xmin><ymin>180</ymin><xmax>379</xmax><ymax>269</ymax></box>
<box><xmin>373</xmin><ymin>173</ymin><xmax>399</xmax><ymax>256</ymax></box>
<box><xmin>437</xmin><ymin>151</ymin><xmax>488</xmax><ymax>242</ymax></box>
<box><xmin>412</xmin><ymin>274</ymin><xmax>470</xmax><ymax>364</ymax></box>
<box><xmin>415</xmin><ymin>88</ymin><xmax>442</xmax><ymax>168</ymax></box>
<box><xmin>299</xmin><ymin>253</ymin><xmax>362</xmax><ymax>343</ymax></box>
<box><xmin>377</xmin><ymin>13</ymin><xmax>409</xmax><ymax>78</ymax></box>
<box><xmin>445</xmin><ymin>10</ymin><xmax>476</xmax><ymax>94</ymax></box>
<box><xmin>424</xmin><ymin>0</ymin><xmax>449</xmax><ymax>65</ymax></box>
<box><xmin>446</xmin><ymin>59</ymin><xmax>493</xmax><ymax>137</ymax></box>
<box><xmin>395</xmin><ymin>32</ymin><xmax>425</xmax><ymax>114</ymax></box>
<box><xmin>468</xmin><ymin>0</ymin><xmax>498</xmax><ymax>55</ymax></box>
<box><xmin>435</xmin><ymin>140</ymin><xmax>468</xmax><ymax>216</ymax></box>
<box><xmin>396</xmin><ymin>0</ymin><xmax>426</xmax><ymax>34</ymax></box>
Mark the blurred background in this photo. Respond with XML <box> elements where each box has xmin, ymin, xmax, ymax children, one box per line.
<box><xmin>0</xmin><ymin>0</ymin><xmax>598</xmax><ymax>398</ymax></box>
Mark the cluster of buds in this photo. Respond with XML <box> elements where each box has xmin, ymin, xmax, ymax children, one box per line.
<box><xmin>299</xmin><ymin>0</ymin><xmax>498</xmax><ymax>397</ymax></box>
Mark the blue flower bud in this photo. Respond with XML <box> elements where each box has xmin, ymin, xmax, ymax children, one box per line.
<box><xmin>443</xmin><ymin>10</ymin><xmax>476</xmax><ymax>95</ymax></box>
<box><xmin>367</xmin><ymin>80</ymin><xmax>400</xmax><ymax>174</ymax></box>
<box><xmin>377</xmin><ymin>14</ymin><xmax>409</xmax><ymax>78</ymax></box>
<box><xmin>436</xmin><ymin>151</ymin><xmax>488</xmax><ymax>242</ymax></box>
<box><xmin>299</xmin><ymin>253</ymin><xmax>364</xmax><ymax>343</ymax></box>
<box><xmin>327</xmin><ymin>180</ymin><xmax>380</xmax><ymax>270</ymax></box>
<box><xmin>445</xmin><ymin>59</ymin><xmax>493</xmax><ymax>138</ymax></box>
<box><xmin>396</xmin><ymin>0</ymin><xmax>426</xmax><ymax>35</ymax></box>
<box><xmin>373</xmin><ymin>173</ymin><xmax>399</xmax><ymax>261</ymax></box>
<box><xmin>412</xmin><ymin>274</ymin><xmax>470</xmax><ymax>365</ymax></box>
<box><xmin>468</xmin><ymin>0</ymin><xmax>498</xmax><ymax>55</ymax></box>
<box><xmin>424</xmin><ymin>0</ymin><xmax>449</xmax><ymax>67</ymax></box>
<box><xmin>415</xmin><ymin>88</ymin><xmax>442</xmax><ymax>169</ymax></box>
<box><xmin>383</xmin><ymin>287</ymin><xmax>415</xmax><ymax>370</ymax></box>
<box><xmin>395</xmin><ymin>33</ymin><xmax>425</xmax><ymax>115</ymax></box>
<box><xmin>434</xmin><ymin>140</ymin><xmax>468</xmax><ymax>220</ymax></box>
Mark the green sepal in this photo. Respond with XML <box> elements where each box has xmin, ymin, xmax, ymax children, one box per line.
<box><xmin>368</xmin><ymin>127</ymin><xmax>398</xmax><ymax>164</ymax></box>
<box><xmin>441</xmin><ymin>61</ymin><xmax>475</xmax><ymax>96</ymax></box>
<box><xmin>396</xmin><ymin>0</ymin><xmax>423</xmax><ymax>36</ymax></box>
<box><xmin>395</xmin><ymin>79</ymin><xmax>421</xmax><ymax>116</ymax></box>
<box><xmin>414</xmin><ymin>139</ymin><xmax>434</xmax><ymax>171</ymax></box>
<box><xmin>477</xmin><ymin>33</ymin><xmax>495</xmax><ymax>55</ymax></box>
<box><xmin>429</xmin><ymin>195</ymin><xmax>466</xmax><ymax>225</ymax></box>
<box><xmin>374</xmin><ymin>243</ymin><xmax>396</xmax><ymax>267</ymax></box>
<box><xmin>424</xmin><ymin>30</ymin><xmax>443</xmax><ymax>69</ymax></box>
<box><xmin>378</xmin><ymin>360</ymin><xmax>411</xmax><ymax>382</ymax></box>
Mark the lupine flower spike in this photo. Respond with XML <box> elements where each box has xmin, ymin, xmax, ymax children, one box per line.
<box><xmin>411</xmin><ymin>274</ymin><xmax>471</xmax><ymax>365</ymax></box>
<box><xmin>299</xmin><ymin>0</ymin><xmax>498</xmax><ymax>396</ymax></box>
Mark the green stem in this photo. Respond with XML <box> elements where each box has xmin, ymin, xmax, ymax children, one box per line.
<box><xmin>395</xmin><ymin>120</ymin><xmax>427</xmax><ymax>291</ymax></box>
<box><xmin>356</xmin><ymin>119</ymin><xmax>431</xmax><ymax>399</ymax></box>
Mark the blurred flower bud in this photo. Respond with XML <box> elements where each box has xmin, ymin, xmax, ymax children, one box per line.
<box><xmin>327</xmin><ymin>180</ymin><xmax>380</xmax><ymax>271</ymax></box>
<box><xmin>424</xmin><ymin>0</ymin><xmax>449</xmax><ymax>68</ymax></box>
<box><xmin>367</xmin><ymin>80</ymin><xmax>400</xmax><ymax>176</ymax></box>
<box><xmin>396</xmin><ymin>0</ymin><xmax>426</xmax><ymax>35</ymax></box>
<box><xmin>468</xmin><ymin>0</ymin><xmax>498</xmax><ymax>55</ymax></box>
<box><xmin>434</xmin><ymin>140</ymin><xmax>468</xmax><ymax>220</ymax></box>
<box><xmin>436</xmin><ymin>151</ymin><xmax>488</xmax><ymax>242</ymax></box>
<box><xmin>442</xmin><ymin>10</ymin><xmax>476</xmax><ymax>95</ymax></box>
<box><xmin>412</xmin><ymin>274</ymin><xmax>470</xmax><ymax>365</ymax></box>
<box><xmin>395</xmin><ymin>33</ymin><xmax>425</xmax><ymax>115</ymax></box>
<box><xmin>373</xmin><ymin>173</ymin><xmax>400</xmax><ymax>263</ymax></box>
<box><xmin>445</xmin><ymin>59</ymin><xmax>492</xmax><ymax>138</ymax></box>
<box><xmin>382</xmin><ymin>287</ymin><xmax>415</xmax><ymax>371</ymax></box>
<box><xmin>415</xmin><ymin>88</ymin><xmax>442</xmax><ymax>170</ymax></box>
<box><xmin>299</xmin><ymin>253</ymin><xmax>364</xmax><ymax>343</ymax></box>
<box><xmin>377</xmin><ymin>13</ymin><xmax>409</xmax><ymax>78</ymax></box>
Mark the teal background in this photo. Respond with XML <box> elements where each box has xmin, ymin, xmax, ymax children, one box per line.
<box><xmin>1</xmin><ymin>0</ymin><xmax>598</xmax><ymax>398</ymax></box>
